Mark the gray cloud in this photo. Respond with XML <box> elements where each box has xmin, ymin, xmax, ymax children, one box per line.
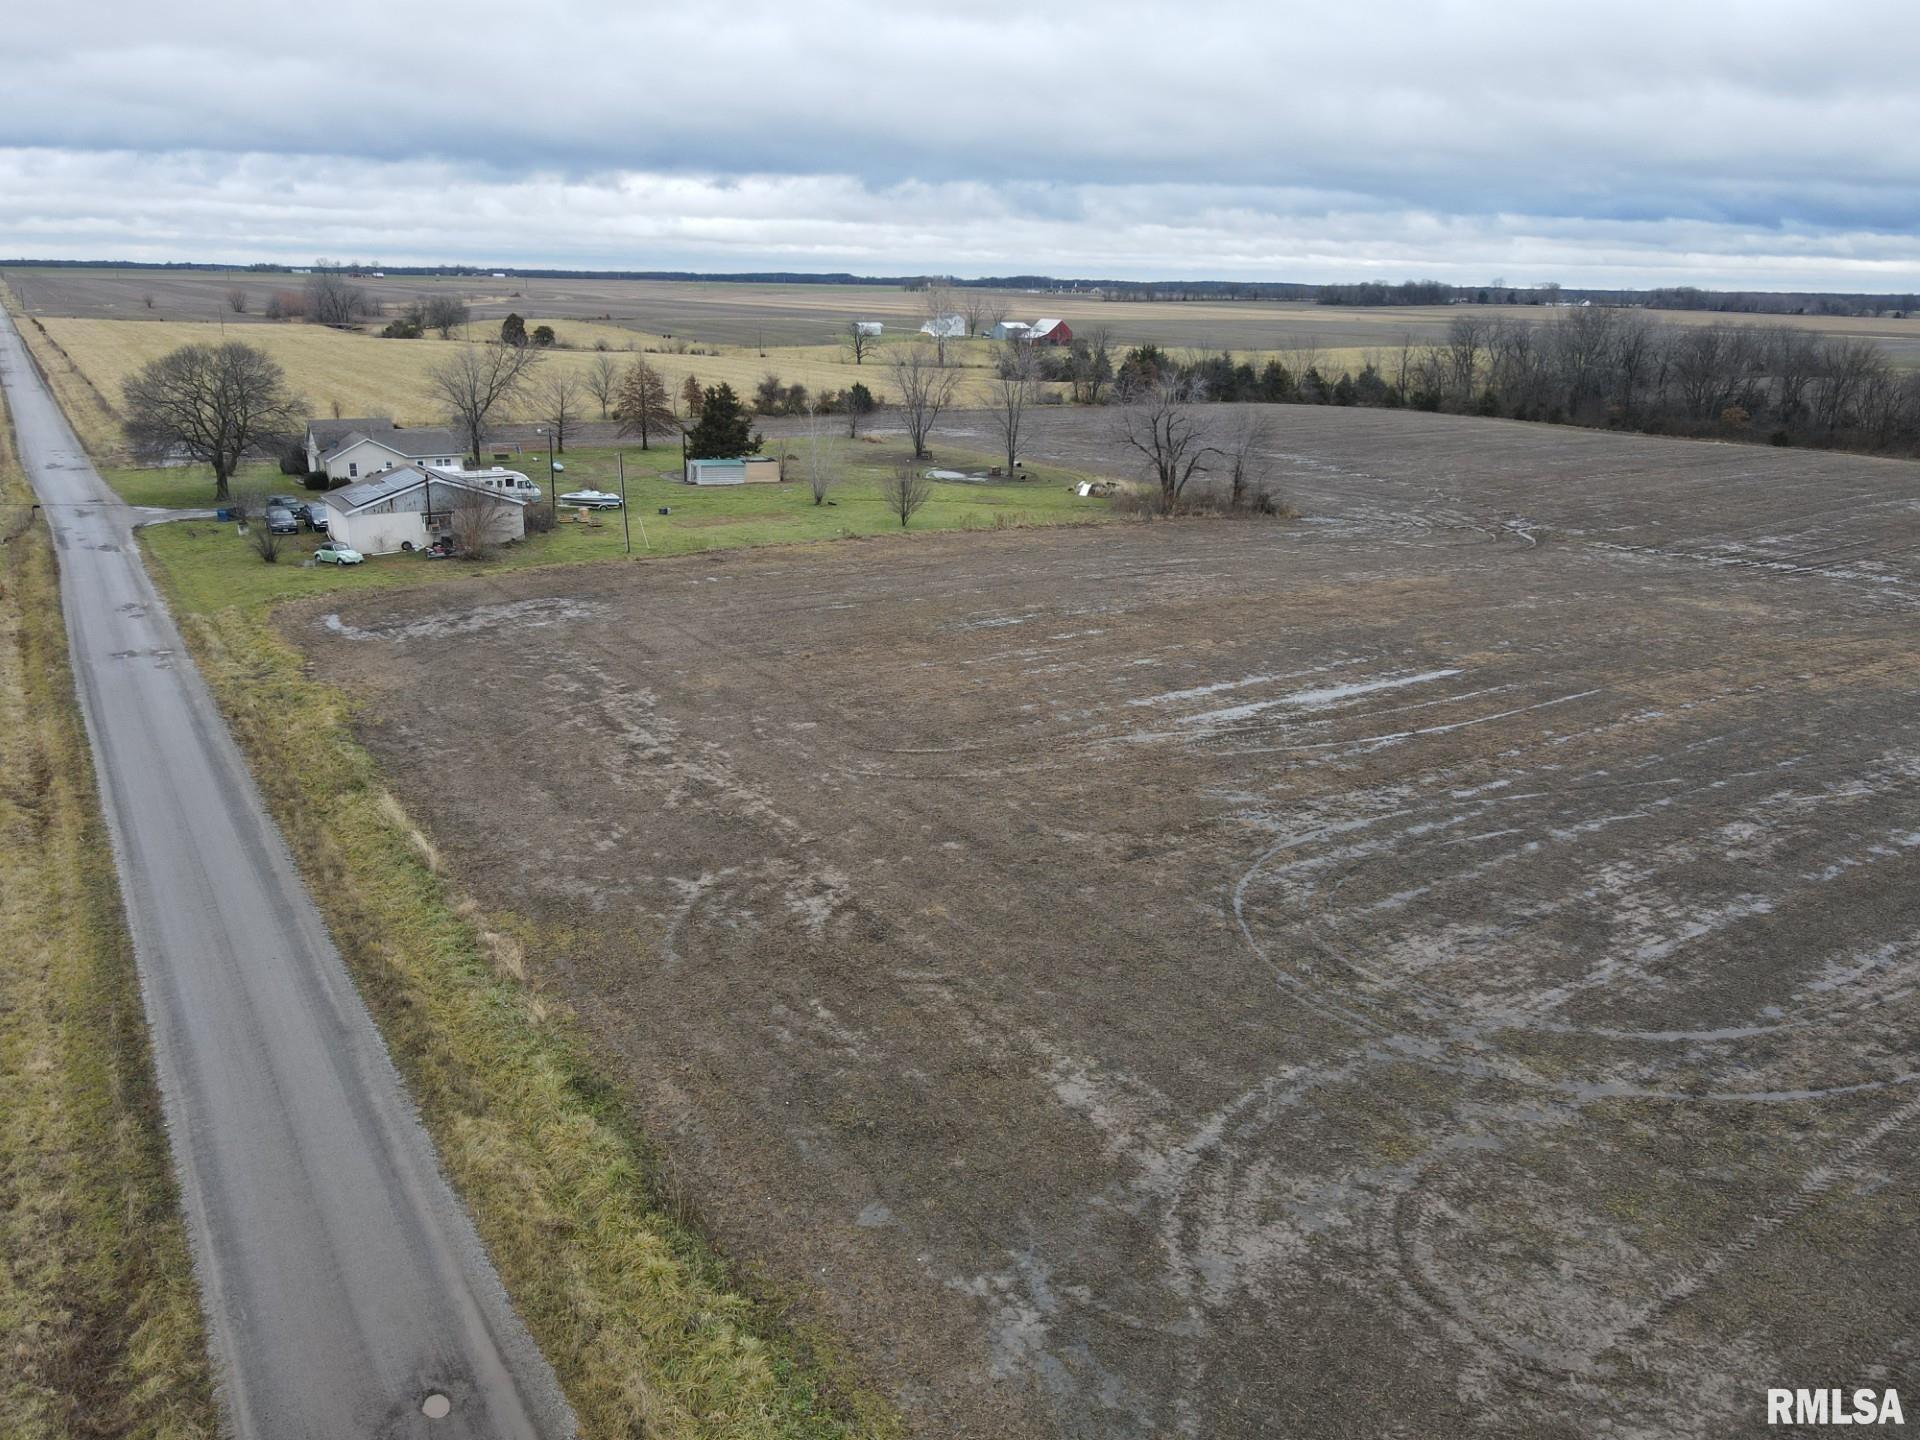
<box><xmin>3</xmin><ymin>0</ymin><xmax>1919</xmax><ymax>286</ymax></box>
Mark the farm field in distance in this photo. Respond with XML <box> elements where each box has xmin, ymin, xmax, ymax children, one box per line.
<box><xmin>294</xmin><ymin>408</ymin><xmax>1920</xmax><ymax>1439</ymax></box>
<box><xmin>12</xmin><ymin>265</ymin><xmax>1920</xmax><ymax>356</ymax></box>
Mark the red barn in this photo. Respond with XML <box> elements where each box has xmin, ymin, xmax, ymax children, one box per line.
<box><xmin>1029</xmin><ymin>317</ymin><xmax>1073</xmax><ymax>345</ymax></box>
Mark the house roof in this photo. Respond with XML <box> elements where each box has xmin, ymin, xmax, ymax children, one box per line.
<box><xmin>323</xmin><ymin>464</ymin><xmax>526</xmax><ymax>514</ymax></box>
<box><xmin>1031</xmin><ymin>318</ymin><xmax>1066</xmax><ymax>334</ymax></box>
<box><xmin>307</xmin><ymin>417</ymin><xmax>395</xmax><ymax>450</ymax></box>
<box><xmin>389</xmin><ymin>427</ymin><xmax>461</xmax><ymax>458</ymax></box>
<box><xmin>308</xmin><ymin>418</ymin><xmax>461</xmax><ymax>461</ymax></box>
<box><xmin>317</xmin><ymin>430</ymin><xmax>396</xmax><ymax>465</ymax></box>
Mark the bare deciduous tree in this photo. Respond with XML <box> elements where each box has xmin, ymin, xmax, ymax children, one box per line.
<box><xmin>888</xmin><ymin>343</ymin><xmax>961</xmax><ymax>460</ymax></box>
<box><xmin>423</xmin><ymin>294</ymin><xmax>469</xmax><ymax>338</ymax></box>
<box><xmin>225</xmin><ymin>287</ymin><xmax>249</xmax><ymax>314</ymax></box>
<box><xmin>961</xmin><ymin>291</ymin><xmax>1007</xmax><ymax>339</ymax></box>
<box><xmin>988</xmin><ymin>342</ymin><xmax>1037</xmax><ymax>476</ymax></box>
<box><xmin>1115</xmin><ymin>372</ymin><xmax>1218</xmax><ymax>514</ymax></box>
<box><xmin>535</xmin><ymin>370</ymin><xmax>587</xmax><ymax>453</ymax></box>
<box><xmin>306</xmin><ymin>271</ymin><xmax>377</xmax><ymax>327</ymax></box>
<box><xmin>1222</xmin><ymin>409</ymin><xmax>1273</xmax><ymax>508</ymax></box>
<box><xmin>122</xmin><ymin>341</ymin><xmax>305</xmax><ymax>501</ymax></box>
<box><xmin>920</xmin><ymin>278</ymin><xmax>958</xmax><ymax>365</ymax></box>
<box><xmin>879</xmin><ymin>457</ymin><xmax>931</xmax><ymax>528</ymax></box>
<box><xmin>449</xmin><ymin>491</ymin><xmax>519</xmax><ymax>559</ymax></box>
<box><xmin>800</xmin><ymin>405</ymin><xmax>837</xmax><ymax>505</ymax></box>
<box><xmin>615</xmin><ymin>358</ymin><xmax>679</xmax><ymax>450</ymax></box>
<box><xmin>846</xmin><ymin>319</ymin><xmax>877</xmax><ymax>365</ymax></box>
<box><xmin>586</xmin><ymin>353</ymin><xmax>621</xmax><ymax>418</ymax></box>
<box><xmin>429</xmin><ymin>343</ymin><xmax>541</xmax><ymax>465</ymax></box>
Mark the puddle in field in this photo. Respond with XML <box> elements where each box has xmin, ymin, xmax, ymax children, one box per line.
<box><xmin>321</xmin><ymin>597</ymin><xmax>603</xmax><ymax>643</ymax></box>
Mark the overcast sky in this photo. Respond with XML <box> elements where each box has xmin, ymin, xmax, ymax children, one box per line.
<box><xmin>4</xmin><ymin>0</ymin><xmax>1917</xmax><ymax>290</ymax></box>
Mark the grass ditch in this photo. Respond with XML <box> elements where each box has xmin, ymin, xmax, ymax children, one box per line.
<box><xmin>172</xmin><ymin>597</ymin><xmax>901</xmax><ymax>1439</ymax></box>
<box><xmin>0</xmin><ymin>396</ymin><xmax>215</xmax><ymax>1437</ymax></box>
<box><xmin>0</xmin><ymin>282</ymin><xmax>124</xmax><ymax>460</ymax></box>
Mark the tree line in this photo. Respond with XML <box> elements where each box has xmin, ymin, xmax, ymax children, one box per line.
<box><xmin>1103</xmin><ymin>312</ymin><xmax>1920</xmax><ymax>456</ymax></box>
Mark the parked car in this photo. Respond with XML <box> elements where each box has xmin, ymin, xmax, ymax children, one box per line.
<box><xmin>312</xmin><ymin>541</ymin><xmax>363</xmax><ymax>565</ymax></box>
<box><xmin>558</xmin><ymin>488</ymin><xmax>622</xmax><ymax>510</ymax></box>
<box><xmin>263</xmin><ymin>505</ymin><xmax>301</xmax><ymax>535</ymax></box>
<box><xmin>304</xmin><ymin>501</ymin><xmax>330</xmax><ymax>532</ymax></box>
<box><xmin>265</xmin><ymin>493</ymin><xmax>304</xmax><ymax>513</ymax></box>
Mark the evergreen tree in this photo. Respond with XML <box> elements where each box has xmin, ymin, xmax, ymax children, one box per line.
<box><xmin>684</xmin><ymin>383</ymin><xmax>761</xmax><ymax>460</ymax></box>
<box><xmin>1354</xmin><ymin>363</ymin><xmax>1392</xmax><ymax>406</ymax></box>
<box><xmin>1258</xmin><ymin>358</ymin><xmax>1294</xmax><ymax>402</ymax></box>
<box><xmin>500</xmin><ymin>312</ymin><xmax>527</xmax><ymax>347</ymax></box>
<box><xmin>680</xmin><ymin>373</ymin><xmax>704</xmax><ymax>417</ymax></box>
<box><xmin>845</xmin><ymin>381</ymin><xmax>875</xmax><ymax>438</ymax></box>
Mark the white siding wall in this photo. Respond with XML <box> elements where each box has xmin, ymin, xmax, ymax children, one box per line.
<box><xmin>687</xmin><ymin>460</ymin><xmax>746</xmax><ymax>485</ymax></box>
<box><xmin>325</xmin><ymin>438</ymin><xmax>410</xmax><ymax>482</ymax></box>
<box><xmin>333</xmin><ymin>508</ymin><xmax>427</xmax><ymax>556</ymax></box>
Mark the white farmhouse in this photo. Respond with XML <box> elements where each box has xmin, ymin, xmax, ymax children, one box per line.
<box><xmin>304</xmin><ymin>419</ymin><xmax>464</xmax><ymax>483</ymax></box>
<box><xmin>320</xmin><ymin>465</ymin><xmax>526</xmax><ymax>555</ymax></box>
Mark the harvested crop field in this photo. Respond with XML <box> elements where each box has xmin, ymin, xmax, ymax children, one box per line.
<box><xmin>296</xmin><ymin>411</ymin><xmax>1920</xmax><ymax>1439</ymax></box>
<box><xmin>13</xmin><ymin>266</ymin><xmax>1920</xmax><ymax>363</ymax></box>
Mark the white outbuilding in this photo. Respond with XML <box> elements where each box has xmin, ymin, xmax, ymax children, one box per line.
<box><xmin>919</xmin><ymin>314</ymin><xmax>966</xmax><ymax>339</ymax></box>
<box><xmin>989</xmin><ymin>320</ymin><xmax>1033</xmax><ymax>341</ymax></box>
<box><xmin>853</xmin><ymin>321</ymin><xmax>884</xmax><ymax>336</ymax></box>
<box><xmin>320</xmin><ymin>465</ymin><xmax>527</xmax><ymax>555</ymax></box>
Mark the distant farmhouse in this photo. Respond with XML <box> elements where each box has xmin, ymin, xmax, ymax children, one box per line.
<box><xmin>986</xmin><ymin>317</ymin><xmax>1072</xmax><ymax>345</ymax></box>
<box><xmin>305</xmin><ymin>419</ymin><xmax>464</xmax><ymax>483</ymax></box>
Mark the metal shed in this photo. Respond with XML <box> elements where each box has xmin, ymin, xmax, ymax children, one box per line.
<box><xmin>686</xmin><ymin>457</ymin><xmax>782</xmax><ymax>486</ymax></box>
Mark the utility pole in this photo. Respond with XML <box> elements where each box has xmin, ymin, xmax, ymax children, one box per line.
<box><xmin>619</xmin><ymin>452</ymin><xmax>630</xmax><ymax>554</ymax></box>
<box><xmin>539</xmin><ymin>427</ymin><xmax>556</xmax><ymax>521</ymax></box>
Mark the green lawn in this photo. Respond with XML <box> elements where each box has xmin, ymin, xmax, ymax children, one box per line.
<box><xmin>99</xmin><ymin>459</ymin><xmax>289</xmax><ymax>510</ymax></box>
<box><xmin>136</xmin><ymin>439</ymin><xmax>1122</xmax><ymax>618</ymax></box>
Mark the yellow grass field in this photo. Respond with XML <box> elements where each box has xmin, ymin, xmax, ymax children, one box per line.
<box><xmin>30</xmin><ymin>312</ymin><xmax>1383</xmax><ymax>461</ymax></box>
<box><xmin>33</xmin><ymin>315</ymin><xmax>1033</xmax><ymax>445</ymax></box>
